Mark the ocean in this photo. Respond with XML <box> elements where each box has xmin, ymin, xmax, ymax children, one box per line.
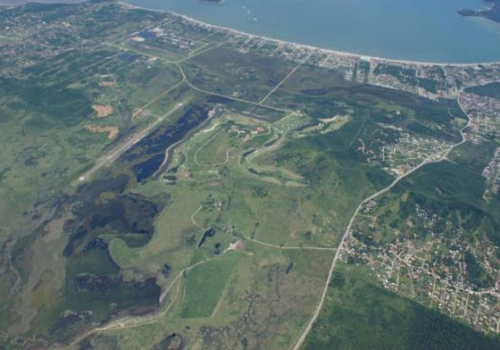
<box><xmin>126</xmin><ymin>0</ymin><xmax>500</xmax><ymax>63</ymax></box>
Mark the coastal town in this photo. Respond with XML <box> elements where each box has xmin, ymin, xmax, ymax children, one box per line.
<box><xmin>100</xmin><ymin>8</ymin><xmax>500</xmax><ymax>340</ymax></box>
<box><xmin>2</xmin><ymin>1</ymin><xmax>500</xmax><ymax>349</ymax></box>
<box><xmin>3</xmin><ymin>0</ymin><xmax>500</xmax><ymax>101</ymax></box>
<box><xmin>344</xmin><ymin>198</ymin><xmax>500</xmax><ymax>335</ymax></box>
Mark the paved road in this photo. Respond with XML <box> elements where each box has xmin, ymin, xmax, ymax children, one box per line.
<box><xmin>292</xmin><ymin>96</ymin><xmax>471</xmax><ymax>350</ymax></box>
<box><xmin>174</xmin><ymin>62</ymin><xmax>289</xmax><ymax>113</ymax></box>
<box><xmin>76</xmin><ymin>102</ymin><xmax>184</xmax><ymax>183</ymax></box>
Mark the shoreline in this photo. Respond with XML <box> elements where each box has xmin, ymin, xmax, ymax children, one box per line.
<box><xmin>120</xmin><ymin>1</ymin><xmax>500</xmax><ymax>67</ymax></box>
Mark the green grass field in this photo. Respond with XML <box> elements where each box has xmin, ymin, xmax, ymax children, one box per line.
<box><xmin>1</xmin><ymin>1</ymin><xmax>500</xmax><ymax>349</ymax></box>
<box><xmin>180</xmin><ymin>254</ymin><xmax>237</xmax><ymax>318</ymax></box>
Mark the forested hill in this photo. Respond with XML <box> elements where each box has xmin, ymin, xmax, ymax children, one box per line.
<box><xmin>459</xmin><ymin>0</ymin><xmax>500</xmax><ymax>24</ymax></box>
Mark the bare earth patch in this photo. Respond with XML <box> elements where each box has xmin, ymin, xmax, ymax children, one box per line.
<box><xmin>99</xmin><ymin>81</ymin><xmax>115</xmax><ymax>87</ymax></box>
<box><xmin>92</xmin><ymin>104</ymin><xmax>114</xmax><ymax>118</ymax></box>
<box><xmin>84</xmin><ymin>124</ymin><xmax>118</xmax><ymax>139</ymax></box>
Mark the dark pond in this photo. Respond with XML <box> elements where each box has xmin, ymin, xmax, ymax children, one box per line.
<box><xmin>124</xmin><ymin>105</ymin><xmax>211</xmax><ymax>183</ymax></box>
<box><xmin>198</xmin><ymin>228</ymin><xmax>216</xmax><ymax>248</ymax></box>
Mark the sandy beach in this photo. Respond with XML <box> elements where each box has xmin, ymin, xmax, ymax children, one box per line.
<box><xmin>120</xmin><ymin>1</ymin><xmax>500</xmax><ymax>68</ymax></box>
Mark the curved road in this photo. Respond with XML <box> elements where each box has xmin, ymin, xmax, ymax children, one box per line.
<box><xmin>292</xmin><ymin>92</ymin><xmax>471</xmax><ymax>350</ymax></box>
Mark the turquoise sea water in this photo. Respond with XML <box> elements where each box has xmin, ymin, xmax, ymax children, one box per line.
<box><xmin>127</xmin><ymin>0</ymin><xmax>500</xmax><ymax>63</ymax></box>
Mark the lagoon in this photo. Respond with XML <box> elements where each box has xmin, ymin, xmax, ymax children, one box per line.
<box><xmin>126</xmin><ymin>0</ymin><xmax>500</xmax><ymax>63</ymax></box>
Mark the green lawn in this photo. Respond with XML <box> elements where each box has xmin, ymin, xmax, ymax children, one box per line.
<box><xmin>181</xmin><ymin>254</ymin><xmax>237</xmax><ymax>318</ymax></box>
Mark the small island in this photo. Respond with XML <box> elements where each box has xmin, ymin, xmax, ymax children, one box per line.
<box><xmin>459</xmin><ymin>0</ymin><xmax>500</xmax><ymax>25</ymax></box>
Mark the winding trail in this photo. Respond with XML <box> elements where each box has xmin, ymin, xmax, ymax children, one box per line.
<box><xmin>292</xmin><ymin>93</ymin><xmax>471</xmax><ymax>350</ymax></box>
<box><xmin>62</xmin><ymin>256</ymin><xmax>214</xmax><ymax>350</ymax></box>
<box><xmin>190</xmin><ymin>205</ymin><xmax>205</xmax><ymax>230</ymax></box>
<box><xmin>190</xmin><ymin>204</ymin><xmax>334</xmax><ymax>252</ymax></box>
<box><xmin>66</xmin><ymin>10</ymin><xmax>481</xmax><ymax>347</ymax></box>
<box><xmin>66</xmin><ymin>92</ymin><xmax>471</xmax><ymax>350</ymax></box>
